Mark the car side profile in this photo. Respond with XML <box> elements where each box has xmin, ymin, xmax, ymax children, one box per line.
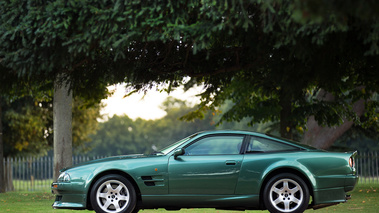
<box><xmin>52</xmin><ymin>130</ymin><xmax>358</xmax><ymax>213</ymax></box>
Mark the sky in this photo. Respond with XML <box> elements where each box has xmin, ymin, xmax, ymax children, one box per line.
<box><xmin>100</xmin><ymin>84</ymin><xmax>203</xmax><ymax>121</ymax></box>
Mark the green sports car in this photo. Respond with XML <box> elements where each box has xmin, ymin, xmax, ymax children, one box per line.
<box><xmin>51</xmin><ymin>130</ymin><xmax>358</xmax><ymax>213</ymax></box>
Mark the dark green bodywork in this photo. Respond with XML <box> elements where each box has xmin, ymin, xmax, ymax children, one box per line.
<box><xmin>52</xmin><ymin>130</ymin><xmax>358</xmax><ymax>211</ymax></box>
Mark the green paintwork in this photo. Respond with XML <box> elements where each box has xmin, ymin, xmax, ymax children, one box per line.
<box><xmin>51</xmin><ymin>130</ymin><xmax>358</xmax><ymax>211</ymax></box>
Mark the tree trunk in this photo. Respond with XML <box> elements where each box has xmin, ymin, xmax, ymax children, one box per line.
<box><xmin>53</xmin><ymin>76</ymin><xmax>73</xmax><ymax>180</ymax></box>
<box><xmin>301</xmin><ymin>90</ymin><xmax>365</xmax><ymax>149</ymax></box>
<box><xmin>0</xmin><ymin>98</ymin><xmax>5</xmax><ymax>193</ymax></box>
<box><xmin>4</xmin><ymin>158</ymin><xmax>14</xmax><ymax>191</ymax></box>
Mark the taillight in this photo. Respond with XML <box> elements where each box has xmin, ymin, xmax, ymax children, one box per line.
<box><xmin>349</xmin><ymin>157</ymin><xmax>355</xmax><ymax>168</ymax></box>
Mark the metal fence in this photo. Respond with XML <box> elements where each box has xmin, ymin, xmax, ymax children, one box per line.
<box><xmin>2</xmin><ymin>156</ymin><xmax>104</xmax><ymax>192</ymax></box>
<box><xmin>2</xmin><ymin>152</ymin><xmax>379</xmax><ymax>192</ymax></box>
<box><xmin>357</xmin><ymin>152</ymin><xmax>379</xmax><ymax>183</ymax></box>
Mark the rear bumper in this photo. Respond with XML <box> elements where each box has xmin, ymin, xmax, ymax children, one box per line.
<box><xmin>313</xmin><ymin>174</ymin><xmax>358</xmax><ymax>205</ymax></box>
<box><xmin>310</xmin><ymin>194</ymin><xmax>351</xmax><ymax>210</ymax></box>
<box><xmin>344</xmin><ymin>174</ymin><xmax>359</xmax><ymax>192</ymax></box>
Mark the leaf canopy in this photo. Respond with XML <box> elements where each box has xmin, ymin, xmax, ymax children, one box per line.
<box><xmin>1</xmin><ymin>0</ymin><xmax>378</xmax><ymax>138</ymax></box>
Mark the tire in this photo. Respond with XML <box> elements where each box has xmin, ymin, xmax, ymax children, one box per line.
<box><xmin>90</xmin><ymin>174</ymin><xmax>137</xmax><ymax>213</ymax></box>
<box><xmin>263</xmin><ymin>173</ymin><xmax>309</xmax><ymax>213</ymax></box>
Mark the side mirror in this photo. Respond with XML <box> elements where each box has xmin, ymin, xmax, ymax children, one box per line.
<box><xmin>173</xmin><ymin>148</ymin><xmax>185</xmax><ymax>159</ymax></box>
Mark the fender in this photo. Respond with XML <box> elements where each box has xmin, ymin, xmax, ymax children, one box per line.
<box><xmin>261</xmin><ymin>159</ymin><xmax>317</xmax><ymax>190</ymax></box>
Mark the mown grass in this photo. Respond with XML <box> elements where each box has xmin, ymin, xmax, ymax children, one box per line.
<box><xmin>12</xmin><ymin>179</ymin><xmax>53</xmax><ymax>192</ymax></box>
<box><xmin>0</xmin><ymin>182</ymin><xmax>377</xmax><ymax>213</ymax></box>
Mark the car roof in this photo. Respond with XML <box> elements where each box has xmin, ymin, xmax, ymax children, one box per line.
<box><xmin>192</xmin><ymin>130</ymin><xmax>318</xmax><ymax>151</ymax></box>
<box><xmin>194</xmin><ymin>130</ymin><xmax>267</xmax><ymax>137</ymax></box>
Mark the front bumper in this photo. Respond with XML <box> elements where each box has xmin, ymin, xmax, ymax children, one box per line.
<box><xmin>51</xmin><ymin>182</ymin><xmax>87</xmax><ymax>209</ymax></box>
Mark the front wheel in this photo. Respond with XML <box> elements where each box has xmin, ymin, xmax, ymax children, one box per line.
<box><xmin>263</xmin><ymin>173</ymin><xmax>310</xmax><ymax>213</ymax></box>
<box><xmin>90</xmin><ymin>174</ymin><xmax>137</xmax><ymax>213</ymax></box>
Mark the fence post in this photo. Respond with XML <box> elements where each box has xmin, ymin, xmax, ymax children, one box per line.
<box><xmin>358</xmin><ymin>152</ymin><xmax>362</xmax><ymax>183</ymax></box>
<box><xmin>367</xmin><ymin>152</ymin><xmax>371</xmax><ymax>183</ymax></box>
<box><xmin>5</xmin><ymin>157</ymin><xmax>14</xmax><ymax>191</ymax></box>
<box><xmin>49</xmin><ymin>156</ymin><xmax>52</xmax><ymax>182</ymax></box>
<box><xmin>376</xmin><ymin>152</ymin><xmax>378</xmax><ymax>183</ymax></box>
<box><xmin>364</xmin><ymin>152</ymin><xmax>367</xmax><ymax>183</ymax></box>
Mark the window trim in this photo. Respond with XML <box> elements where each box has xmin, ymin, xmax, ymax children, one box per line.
<box><xmin>183</xmin><ymin>133</ymin><xmax>248</xmax><ymax>156</ymax></box>
<box><xmin>243</xmin><ymin>135</ymin><xmax>303</xmax><ymax>154</ymax></box>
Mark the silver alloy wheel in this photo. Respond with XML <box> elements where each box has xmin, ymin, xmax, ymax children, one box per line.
<box><xmin>96</xmin><ymin>179</ymin><xmax>130</xmax><ymax>213</ymax></box>
<box><xmin>269</xmin><ymin>178</ymin><xmax>304</xmax><ymax>212</ymax></box>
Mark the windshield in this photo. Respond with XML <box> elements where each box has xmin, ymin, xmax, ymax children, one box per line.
<box><xmin>155</xmin><ymin>134</ymin><xmax>198</xmax><ymax>155</ymax></box>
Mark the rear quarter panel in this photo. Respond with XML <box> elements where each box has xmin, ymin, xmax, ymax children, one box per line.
<box><xmin>236</xmin><ymin>151</ymin><xmax>354</xmax><ymax>194</ymax></box>
<box><xmin>235</xmin><ymin>152</ymin><xmax>315</xmax><ymax>195</ymax></box>
<box><xmin>297</xmin><ymin>152</ymin><xmax>355</xmax><ymax>189</ymax></box>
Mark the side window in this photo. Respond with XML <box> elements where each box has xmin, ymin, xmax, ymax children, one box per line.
<box><xmin>246</xmin><ymin>137</ymin><xmax>297</xmax><ymax>153</ymax></box>
<box><xmin>185</xmin><ymin>135</ymin><xmax>244</xmax><ymax>155</ymax></box>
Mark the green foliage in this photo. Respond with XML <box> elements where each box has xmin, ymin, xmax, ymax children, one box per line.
<box><xmin>87</xmin><ymin>96</ymin><xmax>279</xmax><ymax>156</ymax></box>
<box><xmin>0</xmin><ymin>79</ymin><xmax>55</xmax><ymax>157</ymax></box>
<box><xmin>86</xmin><ymin>97</ymin><xmax>216</xmax><ymax>156</ymax></box>
<box><xmin>1</xmin><ymin>0</ymin><xmax>378</xmax><ymax>141</ymax></box>
<box><xmin>1</xmin><ymin>94</ymin><xmax>102</xmax><ymax>157</ymax></box>
<box><xmin>332</xmin><ymin>94</ymin><xmax>379</xmax><ymax>152</ymax></box>
<box><xmin>87</xmin><ymin>115</ymin><xmax>143</xmax><ymax>156</ymax></box>
<box><xmin>72</xmin><ymin>97</ymin><xmax>103</xmax><ymax>154</ymax></box>
<box><xmin>3</xmin><ymin>98</ymin><xmax>50</xmax><ymax>156</ymax></box>
<box><xmin>179</xmin><ymin>1</ymin><xmax>379</xmax><ymax>138</ymax></box>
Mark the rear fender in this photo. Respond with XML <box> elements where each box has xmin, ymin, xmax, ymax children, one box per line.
<box><xmin>261</xmin><ymin>160</ymin><xmax>316</xmax><ymax>191</ymax></box>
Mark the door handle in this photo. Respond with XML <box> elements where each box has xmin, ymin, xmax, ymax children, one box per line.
<box><xmin>225</xmin><ymin>160</ymin><xmax>236</xmax><ymax>165</ymax></box>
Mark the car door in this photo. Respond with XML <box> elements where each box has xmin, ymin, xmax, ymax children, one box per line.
<box><xmin>168</xmin><ymin>134</ymin><xmax>246</xmax><ymax>195</ymax></box>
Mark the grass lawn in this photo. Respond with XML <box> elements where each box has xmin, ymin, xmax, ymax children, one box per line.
<box><xmin>0</xmin><ymin>182</ymin><xmax>377</xmax><ymax>213</ymax></box>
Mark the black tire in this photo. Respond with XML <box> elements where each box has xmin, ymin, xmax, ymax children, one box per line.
<box><xmin>263</xmin><ymin>173</ymin><xmax>310</xmax><ymax>213</ymax></box>
<box><xmin>90</xmin><ymin>174</ymin><xmax>137</xmax><ymax>213</ymax></box>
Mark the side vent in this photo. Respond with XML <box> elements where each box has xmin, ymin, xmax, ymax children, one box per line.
<box><xmin>141</xmin><ymin>176</ymin><xmax>164</xmax><ymax>187</ymax></box>
<box><xmin>141</xmin><ymin>176</ymin><xmax>153</xmax><ymax>180</ymax></box>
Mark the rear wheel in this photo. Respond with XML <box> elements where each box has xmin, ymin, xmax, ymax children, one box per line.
<box><xmin>90</xmin><ymin>174</ymin><xmax>136</xmax><ymax>213</ymax></box>
<box><xmin>263</xmin><ymin>173</ymin><xmax>309</xmax><ymax>213</ymax></box>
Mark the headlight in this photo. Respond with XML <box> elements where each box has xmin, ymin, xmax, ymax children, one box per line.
<box><xmin>349</xmin><ymin>157</ymin><xmax>355</xmax><ymax>168</ymax></box>
<box><xmin>57</xmin><ymin>172</ymin><xmax>71</xmax><ymax>182</ymax></box>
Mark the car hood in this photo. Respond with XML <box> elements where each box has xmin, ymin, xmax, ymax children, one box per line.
<box><xmin>60</xmin><ymin>154</ymin><xmax>147</xmax><ymax>172</ymax></box>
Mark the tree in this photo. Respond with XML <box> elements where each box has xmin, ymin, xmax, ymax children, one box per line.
<box><xmin>87</xmin><ymin>96</ymin><xmax>281</xmax><ymax>157</ymax></box>
<box><xmin>0</xmin><ymin>67</ymin><xmax>36</xmax><ymax>192</ymax></box>
<box><xmin>1</xmin><ymin>1</ymin><xmax>378</xmax><ymax>177</ymax></box>
<box><xmin>1</xmin><ymin>94</ymin><xmax>101</xmax><ymax>158</ymax></box>
<box><xmin>0</xmin><ymin>97</ymin><xmax>3</xmax><ymax>193</ymax></box>
<box><xmin>87</xmin><ymin>97</ymin><xmax>216</xmax><ymax>156</ymax></box>
<box><xmin>87</xmin><ymin>115</ymin><xmax>145</xmax><ymax>156</ymax></box>
<box><xmin>178</xmin><ymin>1</ymin><xmax>379</xmax><ymax>148</ymax></box>
<box><xmin>289</xmin><ymin>0</ymin><xmax>379</xmax><ymax>148</ymax></box>
<box><xmin>0</xmin><ymin>0</ymin><xmax>126</xmax><ymax>179</ymax></box>
<box><xmin>53</xmin><ymin>76</ymin><xmax>72</xmax><ymax>179</ymax></box>
<box><xmin>114</xmin><ymin>1</ymin><xmax>378</xmax><ymax>147</ymax></box>
<box><xmin>0</xmin><ymin>65</ymin><xmax>102</xmax><ymax>191</ymax></box>
<box><xmin>0</xmin><ymin>90</ymin><xmax>102</xmax><ymax>191</ymax></box>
